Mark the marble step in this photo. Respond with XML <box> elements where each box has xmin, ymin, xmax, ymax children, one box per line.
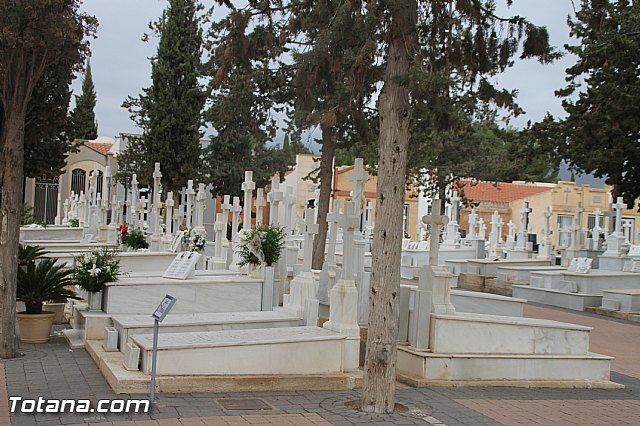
<box><xmin>512</xmin><ymin>285</ymin><xmax>602</xmax><ymax>311</ymax></box>
<box><xmin>601</xmin><ymin>289</ymin><xmax>640</xmax><ymax>312</ymax></box>
<box><xmin>113</xmin><ymin>311</ymin><xmax>301</xmax><ymax>352</ymax></box>
<box><xmin>429</xmin><ymin>312</ymin><xmax>592</xmax><ymax>355</ymax></box>
<box><xmin>132</xmin><ymin>326</ymin><xmax>346</xmax><ymax>375</ymax></box>
<box><xmin>397</xmin><ymin>347</ymin><xmax>613</xmax><ymax>383</ymax></box>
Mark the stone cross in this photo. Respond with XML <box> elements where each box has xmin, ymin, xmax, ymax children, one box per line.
<box><xmin>138</xmin><ymin>195</ymin><xmax>147</xmax><ymax>229</ymax></box>
<box><xmin>489</xmin><ymin>211</ymin><xmax>502</xmax><ymax>245</ymax></box>
<box><xmin>231</xmin><ymin>196</ymin><xmax>242</xmax><ymax>239</ymax></box>
<box><xmin>214</xmin><ymin>212</ymin><xmax>225</xmax><ymax>259</ymax></box>
<box><xmin>300</xmin><ymin>208</ymin><xmax>319</xmax><ymax>272</ymax></box>
<box><xmin>221</xmin><ymin>195</ymin><xmax>232</xmax><ymax>240</ymax></box>
<box><xmin>478</xmin><ymin>218</ymin><xmax>486</xmax><ymax>240</ymax></box>
<box><xmin>449</xmin><ymin>191</ymin><xmax>460</xmax><ymax>224</ymax></box>
<box><xmin>255</xmin><ymin>188</ymin><xmax>266</xmax><ymax>225</ymax></box>
<box><xmin>164</xmin><ymin>192</ymin><xmax>174</xmax><ymax>235</ymax></box>
<box><xmin>242</xmin><ymin>171</ymin><xmax>255</xmax><ymax>229</ymax></box>
<box><xmin>570</xmin><ymin>202</ymin><xmax>584</xmax><ymax>249</ymax></box>
<box><xmin>349</xmin><ymin>158</ymin><xmax>369</xmax><ymax>227</ymax></box>
<box><xmin>53</xmin><ymin>193</ymin><xmax>62</xmax><ymax>225</ymax></box>
<box><xmin>325</xmin><ymin>202</ymin><xmax>340</xmax><ymax>266</ymax></box>
<box><xmin>508</xmin><ymin>220</ymin><xmax>517</xmax><ymax>239</ymax></box>
<box><xmin>151</xmin><ymin>162</ymin><xmax>162</xmax><ymax>235</ymax></box>
<box><xmin>195</xmin><ymin>183</ymin><xmax>206</xmax><ymax>229</ymax></box>
<box><xmin>89</xmin><ymin>167</ymin><xmax>99</xmax><ymax>205</ymax></box>
<box><xmin>593</xmin><ymin>207</ymin><xmax>603</xmax><ymax>239</ymax></box>
<box><xmin>185</xmin><ymin>180</ymin><xmax>196</xmax><ymax>228</ymax></box>
<box><xmin>421</xmin><ymin>198</ymin><xmax>448</xmax><ymax>267</ymax></box>
<box><xmin>623</xmin><ymin>219</ymin><xmax>633</xmax><ymax>244</ymax></box>
<box><xmin>268</xmin><ymin>177</ymin><xmax>284</xmax><ymax>225</ymax></box>
<box><xmin>284</xmin><ymin>186</ymin><xmax>296</xmax><ymax>235</ymax></box>
<box><xmin>103</xmin><ymin>166</ymin><xmax>112</xmax><ymax>210</ymax></box>
<box><xmin>338</xmin><ymin>201</ymin><xmax>359</xmax><ymax>281</ymax></box>
<box><xmin>130</xmin><ymin>174</ymin><xmax>139</xmax><ymax>229</ymax></box>
<box><xmin>516</xmin><ymin>202</ymin><xmax>531</xmax><ymax>249</ymax></box>
<box><xmin>62</xmin><ymin>198</ymin><xmax>69</xmax><ymax>225</ymax></box>
<box><xmin>468</xmin><ymin>208</ymin><xmax>478</xmax><ymax>239</ymax></box>
<box><xmin>613</xmin><ymin>197</ymin><xmax>627</xmax><ymax>234</ymax></box>
<box><xmin>97</xmin><ymin>192</ymin><xmax>106</xmax><ymax>225</ymax></box>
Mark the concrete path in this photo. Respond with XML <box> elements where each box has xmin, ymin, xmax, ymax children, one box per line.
<box><xmin>2</xmin><ymin>304</ymin><xmax>640</xmax><ymax>425</ymax></box>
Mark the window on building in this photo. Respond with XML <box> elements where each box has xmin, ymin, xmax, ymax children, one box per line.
<box><xmin>403</xmin><ymin>204</ymin><xmax>410</xmax><ymax>237</ymax></box>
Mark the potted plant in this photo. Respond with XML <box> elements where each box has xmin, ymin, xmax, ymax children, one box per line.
<box><xmin>237</xmin><ymin>225</ymin><xmax>286</xmax><ymax>276</ymax></box>
<box><xmin>182</xmin><ymin>227</ymin><xmax>207</xmax><ymax>252</ymax></box>
<box><xmin>16</xmin><ymin>245</ymin><xmax>80</xmax><ymax>343</ymax></box>
<box><xmin>74</xmin><ymin>248</ymin><xmax>121</xmax><ymax>311</ymax></box>
<box><xmin>68</xmin><ymin>217</ymin><xmax>79</xmax><ymax>227</ymax></box>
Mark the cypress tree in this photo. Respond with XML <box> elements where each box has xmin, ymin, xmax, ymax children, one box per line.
<box><xmin>120</xmin><ymin>0</ymin><xmax>205</xmax><ymax>194</ymax></box>
<box><xmin>70</xmin><ymin>59</ymin><xmax>98</xmax><ymax>140</ymax></box>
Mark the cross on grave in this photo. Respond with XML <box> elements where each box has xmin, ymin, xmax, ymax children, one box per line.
<box><xmin>230</xmin><ymin>196</ymin><xmax>242</xmax><ymax>239</ymax></box>
<box><xmin>62</xmin><ymin>198</ymin><xmax>69</xmax><ymax>225</ymax></box>
<box><xmin>468</xmin><ymin>208</ymin><xmax>478</xmax><ymax>239</ymax></box>
<box><xmin>325</xmin><ymin>202</ymin><xmax>340</xmax><ymax>265</ymax></box>
<box><xmin>255</xmin><ymin>188</ymin><xmax>266</xmax><ymax>225</ymax></box>
<box><xmin>242</xmin><ymin>171</ymin><xmax>255</xmax><ymax>229</ymax></box>
<box><xmin>300</xmin><ymin>208</ymin><xmax>319</xmax><ymax>272</ymax></box>
<box><xmin>130</xmin><ymin>174</ymin><xmax>139</xmax><ymax>228</ymax></box>
<box><xmin>151</xmin><ymin>163</ymin><xmax>163</xmax><ymax>236</ymax></box>
<box><xmin>449</xmin><ymin>191</ymin><xmax>460</xmax><ymax>224</ymax></box>
<box><xmin>268</xmin><ymin>177</ymin><xmax>283</xmax><ymax>225</ymax></box>
<box><xmin>349</xmin><ymin>158</ymin><xmax>369</xmax><ymax>225</ymax></box>
<box><xmin>185</xmin><ymin>180</ymin><xmax>196</xmax><ymax>228</ymax></box>
<box><xmin>221</xmin><ymin>195</ymin><xmax>232</xmax><ymax>239</ymax></box>
<box><xmin>284</xmin><ymin>186</ymin><xmax>296</xmax><ymax>235</ymax></box>
<box><xmin>613</xmin><ymin>197</ymin><xmax>627</xmax><ymax>234</ymax></box>
<box><xmin>164</xmin><ymin>192</ymin><xmax>175</xmax><ymax>235</ymax></box>
<box><xmin>421</xmin><ymin>199</ymin><xmax>449</xmax><ymax>267</ymax></box>
<box><xmin>338</xmin><ymin>201</ymin><xmax>359</xmax><ymax>281</ymax></box>
<box><xmin>508</xmin><ymin>220</ymin><xmax>517</xmax><ymax>238</ymax></box>
<box><xmin>195</xmin><ymin>183</ymin><xmax>207</xmax><ymax>229</ymax></box>
<box><xmin>214</xmin><ymin>213</ymin><xmax>225</xmax><ymax>259</ymax></box>
<box><xmin>593</xmin><ymin>208</ymin><xmax>603</xmax><ymax>239</ymax></box>
<box><xmin>478</xmin><ymin>218</ymin><xmax>486</xmax><ymax>240</ymax></box>
<box><xmin>570</xmin><ymin>202</ymin><xmax>584</xmax><ymax>249</ymax></box>
<box><xmin>623</xmin><ymin>220</ymin><xmax>633</xmax><ymax>243</ymax></box>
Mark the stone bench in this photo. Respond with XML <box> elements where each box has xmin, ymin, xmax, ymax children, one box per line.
<box><xmin>112</xmin><ymin>311</ymin><xmax>301</xmax><ymax>351</ymax></box>
<box><xmin>131</xmin><ymin>326</ymin><xmax>346</xmax><ymax>375</ymax></box>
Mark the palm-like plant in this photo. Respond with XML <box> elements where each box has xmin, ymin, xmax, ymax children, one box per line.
<box><xmin>17</xmin><ymin>245</ymin><xmax>80</xmax><ymax>314</ymax></box>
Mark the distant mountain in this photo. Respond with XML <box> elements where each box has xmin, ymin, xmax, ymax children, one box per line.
<box><xmin>557</xmin><ymin>160</ymin><xmax>607</xmax><ymax>188</ymax></box>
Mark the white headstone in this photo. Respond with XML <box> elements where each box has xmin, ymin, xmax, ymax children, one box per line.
<box><xmin>255</xmin><ymin>188</ymin><xmax>266</xmax><ymax>225</ymax></box>
<box><xmin>242</xmin><ymin>171</ymin><xmax>255</xmax><ymax>229</ymax></box>
<box><xmin>268</xmin><ymin>177</ymin><xmax>284</xmax><ymax>226</ymax></box>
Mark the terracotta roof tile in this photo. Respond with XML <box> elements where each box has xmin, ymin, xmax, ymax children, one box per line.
<box><xmin>458</xmin><ymin>180</ymin><xmax>552</xmax><ymax>203</ymax></box>
<box><xmin>84</xmin><ymin>141</ymin><xmax>113</xmax><ymax>156</ymax></box>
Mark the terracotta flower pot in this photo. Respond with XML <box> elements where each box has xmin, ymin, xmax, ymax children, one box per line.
<box><xmin>16</xmin><ymin>312</ymin><xmax>56</xmax><ymax>343</ymax></box>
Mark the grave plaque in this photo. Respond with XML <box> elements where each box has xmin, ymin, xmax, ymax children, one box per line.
<box><xmin>162</xmin><ymin>251</ymin><xmax>201</xmax><ymax>280</ymax></box>
<box><xmin>568</xmin><ymin>257</ymin><xmax>592</xmax><ymax>274</ymax></box>
<box><xmin>627</xmin><ymin>245</ymin><xmax>640</xmax><ymax>257</ymax></box>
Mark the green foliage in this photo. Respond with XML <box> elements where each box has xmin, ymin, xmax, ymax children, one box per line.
<box><xmin>20</xmin><ymin>204</ymin><xmax>35</xmax><ymax>226</ymax></box>
<box><xmin>120</xmin><ymin>0</ymin><xmax>206</xmax><ymax>194</ymax></box>
<box><xmin>554</xmin><ymin>0</ymin><xmax>640</xmax><ymax>206</ymax></box>
<box><xmin>70</xmin><ymin>60</ymin><xmax>98</xmax><ymax>140</ymax></box>
<box><xmin>17</xmin><ymin>245</ymin><xmax>79</xmax><ymax>315</ymax></box>
<box><xmin>68</xmin><ymin>218</ymin><xmax>79</xmax><ymax>227</ymax></box>
<box><xmin>118</xmin><ymin>225</ymin><xmax>149</xmax><ymax>250</ymax></box>
<box><xmin>237</xmin><ymin>225</ymin><xmax>286</xmax><ymax>267</ymax></box>
<box><xmin>73</xmin><ymin>247</ymin><xmax>121</xmax><ymax>293</ymax></box>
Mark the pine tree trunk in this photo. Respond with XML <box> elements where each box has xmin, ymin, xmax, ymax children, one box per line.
<box><xmin>361</xmin><ymin>0</ymin><xmax>417</xmax><ymax>414</ymax></box>
<box><xmin>0</xmin><ymin>107</ymin><xmax>26</xmax><ymax>359</ymax></box>
<box><xmin>311</xmin><ymin>123</ymin><xmax>336</xmax><ymax>270</ymax></box>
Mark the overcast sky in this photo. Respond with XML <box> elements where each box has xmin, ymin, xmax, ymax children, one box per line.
<box><xmin>73</xmin><ymin>0</ymin><xmax>579</xmax><ymax>141</ymax></box>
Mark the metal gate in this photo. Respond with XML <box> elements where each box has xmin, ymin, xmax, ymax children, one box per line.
<box><xmin>34</xmin><ymin>177</ymin><xmax>59</xmax><ymax>224</ymax></box>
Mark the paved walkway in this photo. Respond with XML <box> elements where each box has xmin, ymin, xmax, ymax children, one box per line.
<box><xmin>2</xmin><ymin>304</ymin><xmax>640</xmax><ymax>425</ymax></box>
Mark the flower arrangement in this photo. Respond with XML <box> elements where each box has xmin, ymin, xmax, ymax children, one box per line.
<box><xmin>74</xmin><ymin>247</ymin><xmax>121</xmax><ymax>293</ymax></box>
<box><xmin>182</xmin><ymin>227</ymin><xmax>207</xmax><ymax>252</ymax></box>
<box><xmin>237</xmin><ymin>225</ymin><xmax>286</xmax><ymax>267</ymax></box>
<box><xmin>68</xmin><ymin>218</ymin><xmax>79</xmax><ymax>227</ymax></box>
<box><xmin>119</xmin><ymin>224</ymin><xmax>149</xmax><ymax>250</ymax></box>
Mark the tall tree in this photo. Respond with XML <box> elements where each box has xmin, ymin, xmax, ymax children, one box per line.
<box><xmin>362</xmin><ymin>1</ymin><xmax>556</xmax><ymax>412</ymax></box>
<box><xmin>70</xmin><ymin>59</ymin><xmax>98</xmax><ymax>140</ymax></box>
<box><xmin>0</xmin><ymin>0</ymin><xmax>95</xmax><ymax>359</ymax></box>
<box><xmin>555</xmin><ymin>0</ymin><xmax>640</xmax><ymax>206</ymax></box>
<box><xmin>120</xmin><ymin>0</ymin><xmax>206</xmax><ymax>194</ymax></box>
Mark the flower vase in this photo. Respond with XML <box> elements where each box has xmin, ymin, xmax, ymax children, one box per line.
<box><xmin>87</xmin><ymin>290</ymin><xmax>103</xmax><ymax>311</ymax></box>
<box><xmin>250</xmin><ymin>264</ymin><xmax>264</xmax><ymax>278</ymax></box>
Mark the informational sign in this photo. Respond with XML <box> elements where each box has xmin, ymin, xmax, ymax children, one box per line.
<box><xmin>162</xmin><ymin>251</ymin><xmax>201</xmax><ymax>280</ymax></box>
<box><xmin>152</xmin><ymin>294</ymin><xmax>176</xmax><ymax>322</ymax></box>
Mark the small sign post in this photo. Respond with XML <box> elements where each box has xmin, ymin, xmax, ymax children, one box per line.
<box><xmin>150</xmin><ymin>294</ymin><xmax>176</xmax><ymax>402</ymax></box>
